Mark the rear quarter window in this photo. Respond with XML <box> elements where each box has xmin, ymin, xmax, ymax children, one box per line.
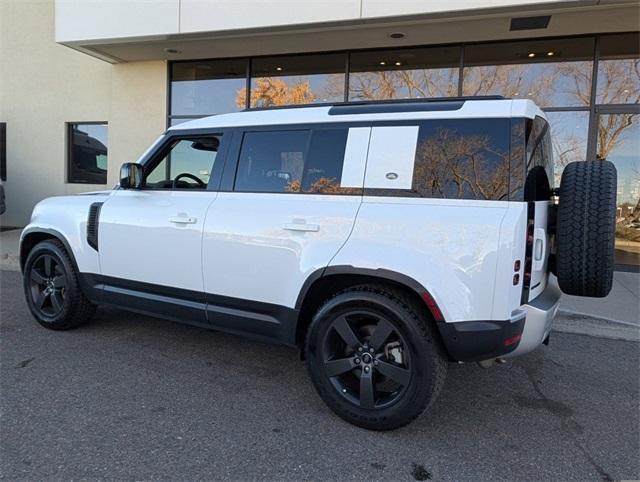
<box><xmin>366</xmin><ymin>118</ymin><xmax>511</xmax><ymax>200</ymax></box>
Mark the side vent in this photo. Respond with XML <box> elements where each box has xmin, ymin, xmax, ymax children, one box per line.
<box><xmin>87</xmin><ymin>202</ymin><xmax>103</xmax><ymax>251</ymax></box>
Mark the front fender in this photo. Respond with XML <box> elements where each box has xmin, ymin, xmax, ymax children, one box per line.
<box><xmin>21</xmin><ymin>194</ymin><xmax>110</xmax><ymax>274</ymax></box>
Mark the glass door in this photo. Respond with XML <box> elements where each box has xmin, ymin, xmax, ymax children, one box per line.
<box><xmin>596</xmin><ymin>107</ymin><xmax>640</xmax><ymax>267</ymax></box>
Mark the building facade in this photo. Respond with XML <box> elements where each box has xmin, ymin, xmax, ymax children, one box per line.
<box><xmin>0</xmin><ymin>0</ymin><xmax>638</xmax><ymax>266</ymax></box>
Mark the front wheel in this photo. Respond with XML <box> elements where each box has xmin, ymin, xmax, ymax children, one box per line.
<box><xmin>305</xmin><ymin>285</ymin><xmax>446</xmax><ymax>430</ymax></box>
<box><xmin>23</xmin><ymin>239</ymin><xmax>96</xmax><ymax>330</ymax></box>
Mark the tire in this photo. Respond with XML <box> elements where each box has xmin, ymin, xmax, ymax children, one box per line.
<box><xmin>305</xmin><ymin>285</ymin><xmax>446</xmax><ymax>431</ymax></box>
<box><xmin>556</xmin><ymin>160</ymin><xmax>617</xmax><ymax>297</ymax></box>
<box><xmin>23</xmin><ymin>239</ymin><xmax>96</xmax><ymax>330</ymax></box>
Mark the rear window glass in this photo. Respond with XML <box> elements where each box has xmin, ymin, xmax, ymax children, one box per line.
<box><xmin>524</xmin><ymin>116</ymin><xmax>553</xmax><ymax>201</ymax></box>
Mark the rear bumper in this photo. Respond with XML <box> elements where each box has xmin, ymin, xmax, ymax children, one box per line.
<box><xmin>503</xmin><ymin>278</ymin><xmax>561</xmax><ymax>358</ymax></box>
<box><xmin>437</xmin><ymin>279</ymin><xmax>562</xmax><ymax>362</ymax></box>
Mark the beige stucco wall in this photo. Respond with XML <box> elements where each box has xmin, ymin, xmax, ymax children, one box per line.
<box><xmin>0</xmin><ymin>0</ymin><xmax>166</xmax><ymax>227</ymax></box>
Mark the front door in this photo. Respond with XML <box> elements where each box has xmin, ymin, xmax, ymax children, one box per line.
<box><xmin>98</xmin><ymin>134</ymin><xmax>226</xmax><ymax>321</ymax></box>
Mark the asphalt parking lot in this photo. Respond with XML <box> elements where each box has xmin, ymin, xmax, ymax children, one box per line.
<box><xmin>1</xmin><ymin>270</ymin><xmax>638</xmax><ymax>481</ymax></box>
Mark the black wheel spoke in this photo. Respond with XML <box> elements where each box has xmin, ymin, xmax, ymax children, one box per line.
<box><xmin>51</xmin><ymin>292</ymin><xmax>64</xmax><ymax>312</ymax></box>
<box><xmin>369</xmin><ymin>319</ymin><xmax>395</xmax><ymax>351</ymax></box>
<box><xmin>43</xmin><ymin>256</ymin><xmax>53</xmax><ymax>277</ymax></box>
<box><xmin>376</xmin><ymin>360</ymin><xmax>411</xmax><ymax>386</ymax></box>
<box><xmin>359</xmin><ymin>369</ymin><xmax>375</xmax><ymax>409</ymax></box>
<box><xmin>324</xmin><ymin>357</ymin><xmax>355</xmax><ymax>377</ymax></box>
<box><xmin>35</xmin><ymin>291</ymin><xmax>49</xmax><ymax>309</ymax></box>
<box><xmin>333</xmin><ymin>316</ymin><xmax>361</xmax><ymax>349</ymax></box>
<box><xmin>30</xmin><ymin>268</ymin><xmax>46</xmax><ymax>285</ymax></box>
<box><xmin>52</xmin><ymin>275</ymin><xmax>66</xmax><ymax>289</ymax></box>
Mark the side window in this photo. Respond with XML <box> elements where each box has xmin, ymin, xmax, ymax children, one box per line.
<box><xmin>302</xmin><ymin>129</ymin><xmax>356</xmax><ymax>194</ymax></box>
<box><xmin>234</xmin><ymin>128</ymin><xmax>359</xmax><ymax>194</ymax></box>
<box><xmin>410</xmin><ymin>119</ymin><xmax>511</xmax><ymax>200</ymax></box>
<box><xmin>234</xmin><ymin>130</ymin><xmax>308</xmax><ymax>193</ymax></box>
<box><xmin>144</xmin><ymin>137</ymin><xmax>220</xmax><ymax>189</ymax></box>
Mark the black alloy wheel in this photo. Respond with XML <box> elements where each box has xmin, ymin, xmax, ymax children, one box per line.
<box><xmin>27</xmin><ymin>254</ymin><xmax>67</xmax><ymax>317</ymax></box>
<box><xmin>23</xmin><ymin>239</ymin><xmax>96</xmax><ymax>330</ymax></box>
<box><xmin>321</xmin><ymin>311</ymin><xmax>411</xmax><ymax>410</ymax></box>
<box><xmin>306</xmin><ymin>285</ymin><xmax>446</xmax><ymax>431</ymax></box>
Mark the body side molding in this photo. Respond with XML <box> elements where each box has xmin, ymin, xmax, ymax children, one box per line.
<box><xmin>78</xmin><ymin>274</ymin><xmax>299</xmax><ymax>346</ymax></box>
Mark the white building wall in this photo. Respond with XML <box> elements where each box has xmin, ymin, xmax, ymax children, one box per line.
<box><xmin>56</xmin><ymin>0</ymin><xmax>630</xmax><ymax>43</ymax></box>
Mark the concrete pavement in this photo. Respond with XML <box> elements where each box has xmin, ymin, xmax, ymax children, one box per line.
<box><xmin>1</xmin><ymin>269</ymin><xmax>638</xmax><ymax>481</ymax></box>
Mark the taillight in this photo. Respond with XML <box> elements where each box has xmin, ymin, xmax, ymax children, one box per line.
<box><xmin>504</xmin><ymin>334</ymin><xmax>522</xmax><ymax>347</ymax></box>
<box><xmin>520</xmin><ymin>216</ymin><xmax>535</xmax><ymax>304</ymax></box>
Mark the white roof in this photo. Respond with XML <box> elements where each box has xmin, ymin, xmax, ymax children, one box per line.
<box><xmin>169</xmin><ymin>99</ymin><xmax>545</xmax><ymax>131</ymax></box>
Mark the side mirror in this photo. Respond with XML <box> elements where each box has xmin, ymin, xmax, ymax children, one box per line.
<box><xmin>119</xmin><ymin>162</ymin><xmax>143</xmax><ymax>189</ymax></box>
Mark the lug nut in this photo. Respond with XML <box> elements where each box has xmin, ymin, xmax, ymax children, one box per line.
<box><xmin>354</xmin><ymin>358</ymin><xmax>360</xmax><ymax>364</ymax></box>
<box><xmin>364</xmin><ymin>366</ymin><xmax>370</xmax><ymax>373</ymax></box>
<box><xmin>358</xmin><ymin>347</ymin><xmax>363</xmax><ymax>352</ymax></box>
<box><xmin>369</xmin><ymin>348</ymin><xmax>374</xmax><ymax>353</ymax></box>
<box><xmin>373</xmin><ymin>360</ymin><xmax>379</xmax><ymax>366</ymax></box>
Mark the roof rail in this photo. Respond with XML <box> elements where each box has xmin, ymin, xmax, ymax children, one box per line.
<box><xmin>243</xmin><ymin>95</ymin><xmax>507</xmax><ymax>113</ymax></box>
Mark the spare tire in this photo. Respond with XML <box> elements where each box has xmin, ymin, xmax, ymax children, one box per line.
<box><xmin>555</xmin><ymin>160</ymin><xmax>617</xmax><ymax>297</ymax></box>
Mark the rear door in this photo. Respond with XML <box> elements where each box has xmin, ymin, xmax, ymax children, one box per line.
<box><xmin>201</xmin><ymin>126</ymin><xmax>369</xmax><ymax>340</ymax></box>
<box><xmin>524</xmin><ymin>116</ymin><xmax>554</xmax><ymax>300</ymax></box>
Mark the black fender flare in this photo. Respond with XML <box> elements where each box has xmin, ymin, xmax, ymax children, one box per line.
<box><xmin>295</xmin><ymin>265</ymin><xmax>444</xmax><ymax>322</ymax></box>
<box><xmin>20</xmin><ymin>227</ymin><xmax>79</xmax><ymax>274</ymax></box>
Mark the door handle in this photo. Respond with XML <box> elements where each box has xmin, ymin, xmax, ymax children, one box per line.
<box><xmin>169</xmin><ymin>215</ymin><xmax>197</xmax><ymax>225</ymax></box>
<box><xmin>533</xmin><ymin>227</ymin><xmax>546</xmax><ymax>271</ymax></box>
<box><xmin>283</xmin><ymin>223</ymin><xmax>320</xmax><ymax>232</ymax></box>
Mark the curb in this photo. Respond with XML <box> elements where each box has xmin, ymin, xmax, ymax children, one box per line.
<box><xmin>558</xmin><ymin>309</ymin><xmax>639</xmax><ymax>327</ymax></box>
<box><xmin>553</xmin><ymin>312</ymin><xmax>640</xmax><ymax>342</ymax></box>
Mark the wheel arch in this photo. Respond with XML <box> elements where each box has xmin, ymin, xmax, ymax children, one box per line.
<box><xmin>20</xmin><ymin>228</ymin><xmax>78</xmax><ymax>274</ymax></box>
<box><xmin>294</xmin><ymin>266</ymin><xmax>446</xmax><ymax>349</ymax></box>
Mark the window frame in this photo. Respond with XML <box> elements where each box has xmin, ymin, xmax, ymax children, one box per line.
<box><xmin>138</xmin><ymin>129</ymin><xmax>232</xmax><ymax>192</ymax></box>
<box><xmin>66</xmin><ymin>121</ymin><xmax>108</xmax><ymax>185</ymax></box>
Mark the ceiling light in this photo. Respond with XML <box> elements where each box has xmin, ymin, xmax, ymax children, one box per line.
<box><xmin>389</xmin><ymin>32</ymin><xmax>405</xmax><ymax>39</ymax></box>
<box><xmin>275</xmin><ymin>66</ymin><xmax>283</xmax><ymax>71</ymax></box>
<box><xmin>528</xmin><ymin>52</ymin><xmax>536</xmax><ymax>58</ymax></box>
<box><xmin>379</xmin><ymin>61</ymin><xmax>386</xmax><ymax>66</ymax></box>
<box><xmin>395</xmin><ymin>61</ymin><xmax>402</xmax><ymax>66</ymax></box>
<box><xmin>547</xmin><ymin>51</ymin><xmax>555</xmax><ymax>56</ymax></box>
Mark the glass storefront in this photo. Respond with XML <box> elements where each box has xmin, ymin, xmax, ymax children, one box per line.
<box><xmin>348</xmin><ymin>46</ymin><xmax>460</xmax><ymax>101</ymax></box>
<box><xmin>249</xmin><ymin>53</ymin><xmax>346</xmax><ymax>107</ymax></box>
<box><xmin>168</xmin><ymin>32</ymin><xmax>640</xmax><ymax>267</ymax></box>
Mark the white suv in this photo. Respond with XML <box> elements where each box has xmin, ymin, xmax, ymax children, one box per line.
<box><xmin>20</xmin><ymin>98</ymin><xmax>616</xmax><ymax>430</ymax></box>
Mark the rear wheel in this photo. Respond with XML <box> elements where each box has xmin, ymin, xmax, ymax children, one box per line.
<box><xmin>555</xmin><ymin>160</ymin><xmax>617</xmax><ymax>297</ymax></box>
<box><xmin>23</xmin><ymin>239</ymin><xmax>96</xmax><ymax>330</ymax></box>
<box><xmin>305</xmin><ymin>285</ymin><xmax>446</xmax><ymax>430</ymax></box>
